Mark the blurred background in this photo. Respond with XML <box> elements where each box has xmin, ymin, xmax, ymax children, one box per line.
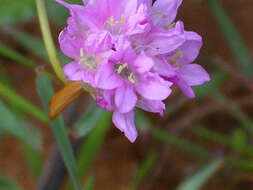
<box><xmin>0</xmin><ymin>0</ymin><xmax>253</xmax><ymax>189</ymax></box>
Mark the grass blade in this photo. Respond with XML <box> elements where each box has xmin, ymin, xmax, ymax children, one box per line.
<box><xmin>0</xmin><ymin>101</ymin><xmax>42</xmax><ymax>149</ymax></box>
<box><xmin>77</xmin><ymin>111</ymin><xmax>111</xmax><ymax>176</ymax></box>
<box><xmin>36</xmin><ymin>75</ymin><xmax>81</xmax><ymax>190</ymax></box>
<box><xmin>0</xmin><ymin>81</ymin><xmax>48</xmax><ymax>123</ymax></box>
<box><xmin>82</xmin><ymin>176</ymin><xmax>95</xmax><ymax>190</ymax></box>
<box><xmin>0</xmin><ymin>176</ymin><xmax>21</xmax><ymax>190</ymax></box>
<box><xmin>177</xmin><ymin>158</ymin><xmax>223</xmax><ymax>190</ymax></box>
<box><xmin>207</xmin><ymin>0</ymin><xmax>253</xmax><ymax>77</ymax></box>
<box><xmin>74</xmin><ymin>104</ymin><xmax>104</xmax><ymax>136</ymax></box>
<box><xmin>129</xmin><ymin>152</ymin><xmax>157</xmax><ymax>190</ymax></box>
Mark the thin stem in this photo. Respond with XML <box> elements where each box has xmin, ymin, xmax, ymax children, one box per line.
<box><xmin>0</xmin><ymin>43</ymin><xmax>36</xmax><ymax>68</ymax></box>
<box><xmin>0</xmin><ymin>82</ymin><xmax>48</xmax><ymax>123</ymax></box>
<box><xmin>35</xmin><ymin>0</ymin><xmax>67</xmax><ymax>84</ymax></box>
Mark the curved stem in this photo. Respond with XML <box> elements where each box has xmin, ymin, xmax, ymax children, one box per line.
<box><xmin>35</xmin><ymin>0</ymin><xmax>67</xmax><ymax>84</ymax></box>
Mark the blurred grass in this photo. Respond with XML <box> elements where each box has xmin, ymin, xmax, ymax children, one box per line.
<box><xmin>0</xmin><ymin>176</ymin><xmax>21</xmax><ymax>190</ymax></box>
<box><xmin>36</xmin><ymin>75</ymin><xmax>81</xmax><ymax>190</ymax></box>
<box><xmin>207</xmin><ymin>0</ymin><xmax>253</xmax><ymax>77</ymax></box>
<box><xmin>129</xmin><ymin>152</ymin><xmax>157</xmax><ymax>190</ymax></box>
<box><xmin>177</xmin><ymin>158</ymin><xmax>223</xmax><ymax>190</ymax></box>
<box><xmin>0</xmin><ymin>0</ymin><xmax>252</xmax><ymax>189</ymax></box>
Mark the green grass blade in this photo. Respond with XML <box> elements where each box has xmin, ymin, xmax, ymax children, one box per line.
<box><xmin>214</xmin><ymin>91</ymin><xmax>253</xmax><ymax>135</ymax></box>
<box><xmin>77</xmin><ymin>111</ymin><xmax>111</xmax><ymax>176</ymax></box>
<box><xmin>207</xmin><ymin>0</ymin><xmax>253</xmax><ymax>77</ymax></box>
<box><xmin>129</xmin><ymin>152</ymin><xmax>157</xmax><ymax>190</ymax></box>
<box><xmin>0</xmin><ymin>43</ymin><xmax>36</xmax><ymax>68</ymax></box>
<box><xmin>194</xmin><ymin>125</ymin><xmax>253</xmax><ymax>158</ymax></box>
<box><xmin>82</xmin><ymin>176</ymin><xmax>95</xmax><ymax>190</ymax></box>
<box><xmin>22</xmin><ymin>143</ymin><xmax>42</xmax><ymax>178</ymax></box>
<box><xmin>0</xmin><ymin>176</ymin><xmax>21</xmax><ymax>190</ymax></box>
<box><xmin>74</xmin><ymin>105</ymin><xmax>104</xmax><ymax>136</ymax></box>
<box><xmin>177</xmin><ymin>158</ymin><xmax>223</xmax><ymax>190</ymax></box>
<box><xmin>0</xmin><ymin>101</ymin><xmax>42</xmax><ymax>149</ymax></box>
<box><xmin>0</xmin><ymin>0</ymin><xmax>35</xmax><ymax>26</ymax></box>
<box><xmin>0</xmin><ymin>81</ymin><xmax>48</xmax><ymax>123</ymax></box>
<box><xmin>36</xmin><ymin>75</ymin><xmax>81</xmax><ymax>190</ymax></box>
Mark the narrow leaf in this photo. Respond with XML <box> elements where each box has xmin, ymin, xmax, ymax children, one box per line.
<box><xmin>207</xmin><ymin>0</ymin><xmax>253</xmax><ymax>77</ymax></box>
<box><xmin>74</xmin><ymin>104</ymin><xmax>104</xmax><ymax>137</ymax></box>
<box><xmin>0</xmin><ymin>176</ymin><xmax>21</xmax><ymax>190</ymax></box>
<box><xmin>177</xmin><ymin>159</ymin><xmax>223</xmax><ymax>190</ymax></box>
<box><xmin>0</xmin><ymin>101</ymin><xmax>42</xmax><ymax>149</ymax></box>
<box><xmin>36</xmin><ymin>75</ymin><xmax>81</xmax><ymax>190</ymax></box>
<box><xmin>130</xmin><ymin>152</ymin><xmax>157</xmax><ymax>190</ymax></box>
<box><xmin>77</xmin><ymin>111</ymin><xmax>111</xmax><ymax>176</ymax></box>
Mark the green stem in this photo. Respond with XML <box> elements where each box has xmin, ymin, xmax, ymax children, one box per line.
<box><xmin>0</xmin><ymin>43</ymin><xmax>36</xmax><ymax>68</ymax></box>
<box><xmin>35</xmin><ymin>0</ymin><xmax>67</xmax><ymax>84</ymax></box>
<box><xmin>0</xmin><ymin>82</ymin><xmax>48</xmax><ymax>123</ymax></box>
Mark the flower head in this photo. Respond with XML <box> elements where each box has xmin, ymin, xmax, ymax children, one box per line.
<box><xmin>57</xmin><ymin>0</ymin><xmax>210</xmax><ymax>143</ymax></box>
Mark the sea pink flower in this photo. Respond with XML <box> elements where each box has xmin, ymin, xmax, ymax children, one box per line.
<box><xmin>95</xmin><ymin>37</ymin><xmax>172</xmax><ymax>142</ymax></box>
<box><xmin>153</xmin><ymin>25</ymin><xmax>210</xmax><ymax>98</ymax></box>
<box><xmin>130</xmin><ymin>0</ymin><xmax>210</xmax><ymax>98</ymax></box>
<box><xmin>57</xmin><ymin>0</ymin><xmax>210</xmax><ymax>142</ymax></box>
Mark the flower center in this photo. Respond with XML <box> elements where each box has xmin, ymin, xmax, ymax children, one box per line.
<box><xmin>78</xmin><ymin>48</ymin><xmax>99</xmax><ymax>71</ymax></box>
<box><xmin>114</xmin><ymin>63</ymin><xmax>137</xmax><ymax>84</ymax></box>
<box><xmin>105</xmin><ymin>15</ymin><xmax>125</xmax><ymax>34</ymax></box>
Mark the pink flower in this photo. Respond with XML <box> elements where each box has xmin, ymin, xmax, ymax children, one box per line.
<box><xmin>56</xmin><ymin>0</ymin><xmax>210</xmax><ymax>142</ymax></box>
<box><xmin>95</xmin><ymin>37</ymin><xmax>171</xmax><ymax>142</ymax></box>
<box><xmin>153</xmin><ymin>25</ymin><xmax>210</xmax><ymax>98</ymax></box>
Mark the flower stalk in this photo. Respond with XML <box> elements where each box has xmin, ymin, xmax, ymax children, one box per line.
<box><xmin>35</xmin><ymin>0</ymin><xmax>67</xmax><ymax>84</ymax></box>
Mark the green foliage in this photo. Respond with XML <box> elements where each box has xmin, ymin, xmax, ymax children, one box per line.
<box><xmin>82</xmin><ymin>176</ymin><xmax>95</xmax><ymax>190</ymax></box>
<box><xmin>36</xmin><ymin>75</ymin><xmax>81</xmax><ymax>190</ymax></box>
<box><xmin>177</xmin><ymin>159</ymin><xmax>223</xmax><ymax>190</ymax></box>
<box><xmin>129</xmin><ymin>152</ymin><xmax>157</xmax><ymax>190</ymax></box>
<box><xmin>0</xmin><ymin>81</ymin><xmax>48</xmax><ymax>123</ymax></box>
<box><xmin>0</xmin><ymin>176</ymin><xmax>21</xmax><ymax>190</ymax></box>
<box><xmin>77</xmin><ymin>110</ymin><xmax>111</xmax><ymax>176</ymax></box>
<box><xmin>207</xmin><ymin>0</ymin><xmax>253</xmax><ymax>77</ymax></box>
<box><xmin>0</xmin><ymin>0</ymin><xmax>35</xmax><ymax>26</ymax></box>
<box><xmin>74</xmin><ymin>105</ymin><xmax>104</xmax><ymax>136</ymax></box>
<box><xmin>0</xmin><ymin>101</ymin><xmax>41</xmax><ymax>149</ymax></box>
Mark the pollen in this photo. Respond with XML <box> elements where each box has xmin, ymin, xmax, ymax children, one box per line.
<box><xmin>172</xmin><ymin>49</ymin><xmax>183</xmax><ymax>58</ymax></box>
<box><xmin>78</xmin><ymin>48</ymin><xmax>98</xmax><ymax>71</ymax></box>
<box><xmin>128</xmin><ymin>72</ymin><xmax>137</xmax><ymax>84</ymax></box>
<box><xmin>107</xmin><ymin>16</ymin><xmax>115</xmax><ymax>26</ymax></box>
<box><xmin>117</xmin><ymin>63</ymin><xmax>128</xmax><ymax>74</ymax></box>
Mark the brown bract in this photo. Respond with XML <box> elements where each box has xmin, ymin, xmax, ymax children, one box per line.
<box><xmin>49</xmin><ymin>81</ymin><xmax>84</xmax><ymax>120</ymax></box>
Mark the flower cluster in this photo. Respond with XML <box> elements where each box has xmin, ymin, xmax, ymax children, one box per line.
<box><xmin>57</xmin><ymin>0</ymin><xmax>210</xmax><ymax>142</ymax></box>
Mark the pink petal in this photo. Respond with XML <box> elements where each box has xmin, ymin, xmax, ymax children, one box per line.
<box><xmin>95</xmin><ymin>62</ymin><xmax>123</xmax><ymax>90</ymax></box>
<box><xmin>58</xmin><ymin>28</ymin><xmax>83</xmax><ymax>59</ymax></box>
<box><xmin>146</xmin><ymin>22</ymin><xmax>185</xmax><ymax>56</ymax></box>
<box><xmin>63</xmin><ymin>62</ymin><xmax>83</xmax><ymax>81</ymax></box>
<box><xmin>152</xmin><ymin>0</ymin><xmax>183</xmax><ymax>27</ymax></box>
<box><xmin>112</xmin><ymin>110</ymin><xmax>137</xmax><ymax>143</ymax></box>
<box><xmin>176</xmin><ymin>31</ymin><xmax>203</xmax><ymax>64</ymax></box>
<box><xmin>115</xmin><ymin>85</ymin><xmax>137</xmax><ymax>113</ymax></box>
<box><xmin>133</xmin><ymin>52</ymin><xmax>154</xmax><ymax>73</ymax></box>
<box><xmin>135</xmin><ymin>77</ymin><xmax>172</xmax><ymax>100</ymax></box>
<box><xmin>137</xmin><ymin>99</ymin><xmax>165</xmax><ymax>116</ymax></box>
<box><xmin>174</xmin><ymin>77</ymin><xmax>195</xmax><ymax>98</ymax></box>
<box><xmin>180</xmin><ymin>64</ymin><xmax>210</xmax><ymax>86</ymax></box>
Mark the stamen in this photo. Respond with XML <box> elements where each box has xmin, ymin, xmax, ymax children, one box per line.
<box><xmin>172</xmin><ymin>49</ymin><xmax>183</xmax><ymax>58</ymax></box>
<box><xmin>107</xmin><ymin>16</ymin><xmax>115</xmax><ymax>26</ymax></box>
<box><xmin>155</xmin><ymin>10</ymin><xmax>163</xmax><ymax>15</ymax></box>
<box><xmin>170</xmin><ymin>60</ymin><xmax>182</xmax><ymax>68</ymax></box>
<box><xmin>79</xmin><ymin>49</ymin><xmax>98</xmax><ymax>71</ymax></box>
<box><xmin>164</xmin><ymin>22</ymin><xmax>176</xmax><ymax>30</ymax></box>
<box><xmin>117</xmin><ymin>63</ymin><xmax>127</xmax><ymax>74</ymax></box>
<box><xmin>128</xmin><ymin>73</ymin><xmax>137</xmax><ymax>83</ymax></box>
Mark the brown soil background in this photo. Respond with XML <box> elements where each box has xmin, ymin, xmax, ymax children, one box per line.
<box><xmin>0</xmin><ymin>0</ymin><xmax>253</xmax><ymax>190</ymax></box>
